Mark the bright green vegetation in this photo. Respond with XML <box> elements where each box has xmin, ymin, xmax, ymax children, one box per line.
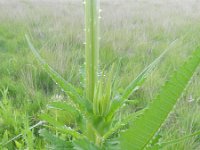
<box><xmin>0</xmin><ymin>0</ymin><xmax>200</xmax><ymax>149</ymax></box>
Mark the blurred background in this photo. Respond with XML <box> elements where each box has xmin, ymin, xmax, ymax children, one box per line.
<box><xmin>0</xmin><ymin>0</ymin><xmax>200</xmax><ymax>149</ymax></box>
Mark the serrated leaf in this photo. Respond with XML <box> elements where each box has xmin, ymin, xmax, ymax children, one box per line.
<box><xmin>120</xmin><ymin>49</ymin><xmax>200</xmax><ymax>150</ymax></box>
<box><xmin>103</xmin><ymin>109</ymin><xmax>145</xmax><ymax>140</ymax></box>
<box><xmin>25</xmin><ymin>35</ymin><xmax>91</xmax><ymax>114</ymax></box>
<box><xmin>107</xmin><ymin>43</ymin><xmax>176</xmax><ymax>120</ymax></box>
<box><xmin>40</xmin><ymin>113</ymin><xmax>81</xmax><ymax>139</ymax></box>
<box><xmin>39</xmin><ymin>129</ymin><xmax>73</xmax><ymax>150</ymax></box>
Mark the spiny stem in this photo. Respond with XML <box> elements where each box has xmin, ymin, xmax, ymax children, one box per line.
<box><xmin>84</xmin><ymin>0</ymin><xmax>100</xmax><ymax>102</ymax></box>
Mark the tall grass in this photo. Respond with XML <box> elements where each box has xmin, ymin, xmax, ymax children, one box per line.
<box><xmin>1</xmin><ymin>0</ymin><xmax>200</xmax><ymax>149</ymax></box>
<box><xmin>23</xmin><ymin>0</ymin><xmax>200</xmax><ymax>149</ymax></box>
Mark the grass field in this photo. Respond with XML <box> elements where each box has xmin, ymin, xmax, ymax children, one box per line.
<box><xmin>0</xmin><ymin>0</ymin><xmax>200</xmax><ymax>149</ymax></box>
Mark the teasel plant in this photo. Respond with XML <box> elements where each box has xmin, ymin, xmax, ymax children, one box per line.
<box><xmin>3</xmin><ymin>0</ymin><xmax>200</xmax><ymax>149</ymax></box>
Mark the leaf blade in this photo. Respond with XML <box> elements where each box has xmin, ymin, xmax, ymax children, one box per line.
<box><xmin>120</xmin><ymin>49</ymin><xmax>200</xmax><ymax>150</ymax></box>
<box><xmin>25</xmin><ymin>35</ymin><xmax>90</xmax><ymax>113</ymax></box>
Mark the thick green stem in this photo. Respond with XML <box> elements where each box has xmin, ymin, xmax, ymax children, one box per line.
<box><xmin>84</xmin><ymin>0</ymin><xmax>100</xmax><ymax>101</ymax></box>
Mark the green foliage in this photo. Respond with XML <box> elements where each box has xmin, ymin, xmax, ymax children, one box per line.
<box><xmin>1</xmin><ymin>0</ymin><xmax>200</xmax><ymax>149</ymax></box>
<box><xmin>120</xmin><ymin>49</ymin><xmax>200</xmax><ymax>149</ymax></box>
<box><xmin>26</xmin><ymin>35</ymin><xmax>153</xmax><ymax>148</ymax></box>
<box><xmin>26</xmin><ymin>35</ymin><xmax>92</xmax><ymax>115</ymax></box>
<box><xmin>106</xmin><ymin>46</ymin><xmax>172</xmax><ymax>120</ymax></box>
<box><xmin>39</xmin><ymin>129</ymin><xmax>73</xmax><ymax>149</ymax></box>
<box><xmin>23</xmin><ymin>0</ymin><xmax>200</xmax><ymax>149</ymax></box>
<box><xmin>93</xmin><ymin>66</ymin><xmax>114</xmax><ymax>117</ymax></box>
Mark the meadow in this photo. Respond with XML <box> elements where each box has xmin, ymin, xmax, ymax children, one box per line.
<box><xmin>0</xmin><ymin>0</ymin><xmax>200</xmax><ymax>149</ymax></box>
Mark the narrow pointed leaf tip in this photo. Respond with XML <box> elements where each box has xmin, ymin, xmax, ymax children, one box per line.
<box><xmin>122</xmin><ymin>39</ymin><xmax>177</xmax><ymax>101</ymax></box>
<box><xmin>25</xmin><ymin>35</ymin><xmax>90</xmax><ymax>113</ymax></box>
<box><xmin>108</xmin><ymin>40</ymin><xmax>177</xmax><ymax>119</ymax></box>
<box><xmin>120</xmin><ymin>49</ymin><xmax>200</xmax><ymax>150</ymax></box>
